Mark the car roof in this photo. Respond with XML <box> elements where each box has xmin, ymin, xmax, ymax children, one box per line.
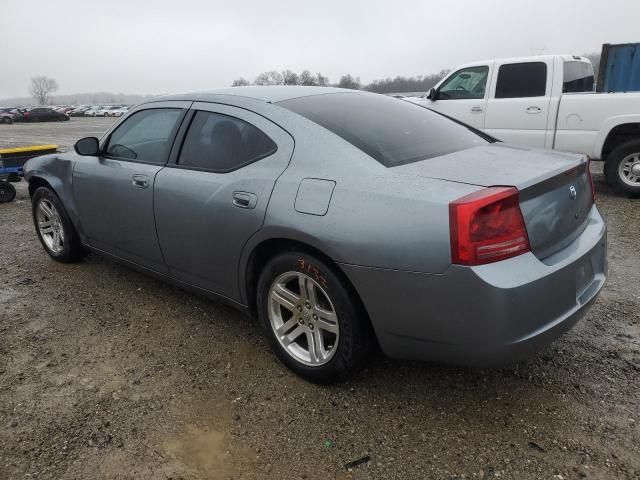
<box><xmin>150</xmin><ymin>86</ymin><xmax>350</xmax><ymax>104</ymax></box>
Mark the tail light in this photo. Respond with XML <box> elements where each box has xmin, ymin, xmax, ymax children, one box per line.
<box><xmin>449</xmin><ymin>187</ymin><xmax>530</xmax><ymax>266</ymax></box>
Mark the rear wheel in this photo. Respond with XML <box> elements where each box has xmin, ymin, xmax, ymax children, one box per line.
<box><xmin>0</xmin><ymin>181</ymin><xmax>16</xmax><ymax>203</ymax></box>
<box><xmin>2</xmin><ymin>116</ymin><xmax>12</xmax><ymax>124</ymax></box>
<box><xmin>604</xmin><ymin>140</ymin><xmax>640</xmax><ymax>196</ymax></box>
<box><xmin>32</xmin><ymin>186</ymin><xmax>85</xmax><ymax>262</ymax></box>
<box><xmin>257</xmin><ymin>251</ymin><xmax>372</xmax><ymax>383</ymax></box>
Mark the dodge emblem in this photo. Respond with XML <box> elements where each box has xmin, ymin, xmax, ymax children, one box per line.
<box><xmin>569</xmin><ymin>185</ymin><xmax>577</xmax><ymax>200</ymax></box>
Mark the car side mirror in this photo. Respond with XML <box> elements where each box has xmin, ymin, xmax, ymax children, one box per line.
<box><xmin>427</xmin><ymin>87</ymin><xmax>438</xmax><ymax>100</ymax></box>
<box><xmin>74</xmin><ymin>137</ymin><xmax>100</xmax><ymax>156</ymax></box>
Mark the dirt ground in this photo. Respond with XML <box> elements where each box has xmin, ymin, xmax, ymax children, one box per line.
<box><xmin>0</xmin><ymin>120</ymin><xmax>638</xmax><ymax>480</ymax></box>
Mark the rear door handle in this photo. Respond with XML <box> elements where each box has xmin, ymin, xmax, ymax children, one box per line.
<box><xmin>526</xmin><ymin>106</ymin><xmax>542</xmax><ymax>114</ymax></box>
<box><xmin>132</xmin><ymin>174</ymin><xmax>149</xmax><ymax>188</ymax></box>
<box><xmin>232</xmin><ymin>191</ymin><xmax>257</xmax><ymax>209</ymax></box>
<box><xmin>470</xmin><ymin>106</ymin><xmax>484</xmax><ymax>113</ymax></box>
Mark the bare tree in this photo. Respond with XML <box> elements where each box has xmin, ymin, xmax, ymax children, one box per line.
<box><xmin>338</xmin><ymin>74</ymin><xmax>361</xmax><ymax>90</ymax></box>
<box><xmin>315</xmin><ymin>72</ymin><xmax>329</xmax><ymax>86</ymax></box>
<box><xmin>231</xmin><ymin>77</ymin><xmax>251</xmax><ymax>87</ymax></box>
<box><xmin>281</xmin><ymin>70</ymin><xmax>299</xmax><ymax>85</ymax></box>
<box><xmin>254</xmin><ymin>71</ymin><xmax>284</xmax><ymax>86</ymax></box>
<box><xmin>29</xmin><ymin>76</ymin><xmax>59</xmax><ymax>105</ymax></box>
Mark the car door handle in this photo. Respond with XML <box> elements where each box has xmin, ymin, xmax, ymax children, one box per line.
<box><xmin>132</xmin><ymin>174</ymin><xmax>149</xmax><ymax>188</ymax></box>
<box><xmin>470</xmin><ymin>106</ymin><xmax>484</xmax><ymax>113</ymax></box>
<box><xmin>526</xmin><ymin>106</ymin><xmax>542</xmax><ymax>114</ymax></box>
<box><xmin>232</xmin><ymin>191</ymin><xmax>257</xmax><ymax>209</ymax></box>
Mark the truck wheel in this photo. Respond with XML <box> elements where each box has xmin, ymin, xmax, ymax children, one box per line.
<box><xmin>604</xmin><ymin>140</ymin><xmax>640</xmax><ymax>196</ymax></box>
<box><xmin>31</xmin><ymin>187</ymin><xmax>85</xmax><ymax>262</ymax></box>
<box><xmin>256</xmin><ymin>251</ymin><xmax>373</xmax><ymax>383</ymax></box>
<box><xmin>0</xmin><ymin>181</ymin><xmax>16</xmax><ymax>203</ymax></box>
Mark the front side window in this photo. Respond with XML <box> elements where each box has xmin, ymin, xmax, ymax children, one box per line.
<box><xmin>563</xmin><ymin>61</ymin><xmax>595</xmax><ymax>93</ymax></box>
<box><xmin>438</xmin><ymin>66</ymin><xmax>489</xmax><ymax>100</ymax></box>
<box><xmin>105</xmin><ymin>108</ymin><xmax>182</xmax><ymax>163</ymax></box>
<box><xmin>278</xmin><ymin>92</ymin><xmax>489</xmax><ymax>167</ymax></box>
<box><xmin>177</xmin><ymin>111</ymin><xmax>277</xmax><ymax>172</ymax></box>
<box><xmin>495</xmin><ymin>62</ymin><xmax>547</xmax><ymax>98</ymax></box>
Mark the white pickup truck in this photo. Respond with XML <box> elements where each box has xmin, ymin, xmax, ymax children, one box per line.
<box><xmin>408</xmin><ymin>55</ymin><xmax>640</xmax><ymax>196</ymax></box>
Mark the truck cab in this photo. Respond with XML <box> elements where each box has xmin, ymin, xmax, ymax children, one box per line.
<box><xmin>417</xmin><ymin>55</ymin><xmax>594</xmax><ymax>149</ymax></box>
<box><xmin>413</xmin><ymin>54</ymin><xmax>640</xmax><ymax>196</ymax></box>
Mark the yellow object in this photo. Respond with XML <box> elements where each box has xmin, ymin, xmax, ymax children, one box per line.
<box><xmin>0</xmin><ymin>144</ymin><xmax>58</xmax><ymax>155</ymax></box>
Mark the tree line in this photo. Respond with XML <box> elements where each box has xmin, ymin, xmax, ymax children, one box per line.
<box><xmin>231</xmin><ymin>69</ymin><xmax>451</xmax><ymax>94</ymax></box>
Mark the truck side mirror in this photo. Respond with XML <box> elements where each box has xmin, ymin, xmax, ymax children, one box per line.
<box><xmin>427</xmin><ymin>88</ymin><xmax>437</xmax><ymax>100</ymax></box>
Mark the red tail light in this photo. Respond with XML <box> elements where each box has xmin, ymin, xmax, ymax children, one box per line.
<box><xmin>449</xmin><ymin>187</ymin><xmax>530</xmax><ymax>266</ymax></box>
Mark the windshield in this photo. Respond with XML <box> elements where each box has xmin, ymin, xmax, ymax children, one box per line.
<box><xmin>278</xmin><ymin>92</ymin><xmax>489</xmax><ymax>167</ymax></box>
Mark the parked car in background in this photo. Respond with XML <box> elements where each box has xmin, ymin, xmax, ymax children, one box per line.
<box><xmin>24</xmin><ymin>87</ymin><xmax>607</xmax><ymax>382</ymax></box>
<box><xmin>98</xmin><ymin>106</ymin><xmax>120</xmax><ymax>117</ymax></box>
<box><xmin>69</xmin><ymin>106</ymin><xmax>92</xmax><ymax>117</ymax></box>
<box><xmin>0</xmin><ymin>108</ymin><xmax>18</xmax><ymax>124</ymax></box>
<box><xmin>407</xmin><ymin>54</ymin><xmax>640</xmax><ymax>195</ymax></box>
<box><xmin>0</xmin><ymin>111</ymin><xmax>14</xmax><ymax>124</ymax></box>
<box><xmin>83</xmin><ymin>107</ymin><xmax>102</xmax><ymax>117</ymax></box>
<box><xmin>108</xmin><ymin>106</ymin><xmax>130</xmax><ymax>117</ymax></box>
<box><xmin>16</xmin><ymin>107</ymin><xmax>69</xmax><ymax>122</ymax></box>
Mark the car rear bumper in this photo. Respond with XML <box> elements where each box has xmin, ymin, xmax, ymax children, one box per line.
<box><xmin>340</xmin><ymin>205</ymin><xmax>607</xmax><ymax>366</ymax></box>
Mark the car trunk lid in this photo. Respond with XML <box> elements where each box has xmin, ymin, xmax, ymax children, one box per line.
<box><xmin>397</xmin><ymin>143</ymin><xmax>594</xmax><ymax>260</ymax></box>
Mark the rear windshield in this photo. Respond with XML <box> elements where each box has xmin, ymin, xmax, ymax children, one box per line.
<box><xmin>563</xmin><ymin>61</ymin><xmax>595</xmax><ymax>93</ymax></box>
<box><xmin>277</xmin><ymin>92</ymin><xmax>489</xmax><ymax>167</ymax></box>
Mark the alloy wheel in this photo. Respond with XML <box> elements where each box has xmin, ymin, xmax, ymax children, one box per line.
<box><xmin>268</xmin><ymin>271</ymin><xmax>340</xmax><ymax>366</ymax></box>
<box><xmin>36</xmin><ymin>199</ymin><xmax>65</xmax><ymax>253</ymax></box>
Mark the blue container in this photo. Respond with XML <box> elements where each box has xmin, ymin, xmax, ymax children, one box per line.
<box><xmin>599</xmin><ymin>43</ymin><xmax>640</xmax><ymax>93</ymax></box>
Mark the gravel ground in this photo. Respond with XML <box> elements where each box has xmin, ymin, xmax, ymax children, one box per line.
<box><xmin>0</xmin><ymin>121</ymin><xmax>639</xmax><ymax>479</ymax></box>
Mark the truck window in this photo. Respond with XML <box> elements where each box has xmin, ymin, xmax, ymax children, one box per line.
<box><xmin>437</xmin><ymin>66</ymin><xmax>489</xmax><ymax>100</ymax></box>
<box><xmin>495</xmin><ymin>62</ymin><xmax>547</xmax><ymax>98</ymax></box>
<box><xmin>563</xmin><ymin>61</ymin><xmax>594</xmax><ymax>93</ymax></box>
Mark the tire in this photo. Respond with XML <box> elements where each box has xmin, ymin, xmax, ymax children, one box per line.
<box><xmin>2</xmin><ymin>117</ymin><xmax>12</xmax><ymax>124</ymax></box>
<box><xmin>31</xmin><ymin>186</ymin><xmax>85</xmax><ymax>262</ymax></box>
<box><xmin>604</xmin><ymin>139</ymin><xmax>640</xmax><ymax>196</ymax></box>
<box><xmin>0</xmin><ymin>181</ymin><xmax>16</xmax><ymax>203</ymax></box>
<box><xmin>256</xmin><ymin>251</ymin><xmax>372</xmax><ymax>383</ymax></box>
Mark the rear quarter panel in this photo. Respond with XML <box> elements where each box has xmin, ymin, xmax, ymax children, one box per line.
<box><xmin>241</xmin><ymin>105</ymin><xmax>480</xmax><ymax>283</ymax></box>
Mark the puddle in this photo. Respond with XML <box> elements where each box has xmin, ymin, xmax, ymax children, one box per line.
<box><xmin>165</xmin><ymin>425</ymin><xmax>229</xmax><ymax>477</ymax></box>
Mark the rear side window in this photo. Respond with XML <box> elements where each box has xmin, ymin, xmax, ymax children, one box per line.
<box><xmin>178</xmin><ymin>111</ymin><xmax>277</xmax><ymax>172</ymax></box>
<box><xmin>563</xmin><ymin>61</ymin><xmax>595</xmax><ymax>93</ymax></box>
<box><xmin>278</xmin><ymin>92</ymin><xmax>489</xmax><ymax>167</ymax></box>
<box><xmin>495</xmin><ymin>62</ymin><xmax>547</xmax><ymax>98</ymax></box>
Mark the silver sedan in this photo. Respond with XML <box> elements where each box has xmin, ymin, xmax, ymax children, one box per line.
<box><xmin>24</xmin><ymin>87</ymin><xmax>607</xmax><ymax>382</ymax></box>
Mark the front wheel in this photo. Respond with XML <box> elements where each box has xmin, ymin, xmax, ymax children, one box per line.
<box><xmin>31</xmin><ymin>187</ymin><xmax>85</xmax><ymax>262</ymax></box>
<box><xmin>257</xmin><ymin>251</ymin><xmax>372</xmax><ymax>383</ymax></box>
<box><xmin>604</xmin><ymin>140</ymin><xmax>640</xmax><ymax>196</ymax></box>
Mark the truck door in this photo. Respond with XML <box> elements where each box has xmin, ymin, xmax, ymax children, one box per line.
<box><xmin>484</xmin><ymin>60</ymin><xmax>552</xmax><ymax>148</ymax></box>
<box><xmin>420</xmin><ymin>65</ymin><xmax>490</xmax><ymax>130</ymax></box>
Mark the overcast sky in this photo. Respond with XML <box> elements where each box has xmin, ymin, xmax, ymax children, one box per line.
<box><xmin>1</xmin><ymin>0</ymin><xmax>638</xmax><ymax>98</ymax></box>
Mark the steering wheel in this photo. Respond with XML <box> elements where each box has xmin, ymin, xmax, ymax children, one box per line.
<box><xmin>108</xmin><ymin>144</ymin><xmax>137</xmax><ymax>159</ymax></box>
<box><xmin>455</xmin><ymin>85</ymin><xmax>468</xmax><ymax>93</ymax></box>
